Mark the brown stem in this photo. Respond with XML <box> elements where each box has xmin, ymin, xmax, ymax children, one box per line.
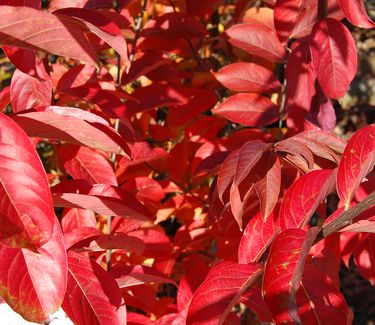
<box><xmin>317</xmin><ymin>191</ymin><xmax>375</xmax><ymax>241</ymax></box>
<box><xmin>318</xmin><ymin>0</ymin><xmax>328</xmax><ymax>20</ymax></box>
<box><xmin>129</xmin><ymin>0</ymin><xmax>148</xmax><ymax>61</ymax></box>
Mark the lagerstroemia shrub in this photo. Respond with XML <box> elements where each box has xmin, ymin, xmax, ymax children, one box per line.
<box><xmin>0</xmin><ymin>0</ymin><xmax>374</xmax><ymax>324</ymax></box>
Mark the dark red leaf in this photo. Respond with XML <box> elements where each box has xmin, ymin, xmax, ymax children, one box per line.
<box><xmin>310</xmin><ymin>18</ymin><xmax>357</xmax><ymax>99</ymax></box>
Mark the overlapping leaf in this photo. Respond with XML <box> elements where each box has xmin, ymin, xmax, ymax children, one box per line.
<box><xmin>12</xmin><ymin>108</ymin><xmax>130</xmax><ymax>155</ymax></box>
<box><xmin>187</xmin><ymin>262</ymin><xmax>262</xmax><ymax>325</ymax></box>
<box><xmin>212</xmin><ymin>62</ymin><xmax>281</xmax><ymax>93</ymax></box>
<box><xmin>337</xmin><ymin>0</ymin><xmax>375</xmax><ymax>28</ymax></box>
<box><xmin>52</xmin><ymin>181</ymin><xmax>153</xmax><ymax>221</ymax></box>
<box><xmin>226</xmin><ymin>22</ymin><xmax>286</xmax><ymax>62</ymax></box>
<box><xmin>213</xmin><ymin>93</ymin><xmax>279</xmax><ymax>127</ymax></box>
<box><xmin>62</xmin><ymin>251</ymin><xmax>127</xmax><ymax>325</ymax></box>
<box><xmin>0</xmin><ymin>112</ymin><xmax>55</xmax><ymax>249</ymax></box>
<box><xmin>337</xmin><ymin>124</ymin><xmax>375</xmax><ymax>209</ymax></box>
<box><xmin>279</xmin><ymin>169</ymin><xmax>336</xmax><ymax>230</ymax></box>
<box><xmin>0</xmin><ymin>220</ymin><xmax>67</xmax><ymax>323</ymax></box>
<box><xmin>310</xmin><ymin>18</ymin><xmax>357</xmax><ymax>99</ymax></box>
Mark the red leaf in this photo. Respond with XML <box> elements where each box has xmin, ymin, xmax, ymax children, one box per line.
<box><xmin>0</xmin><ymin>112</ymin><xmax>55</xmax><ymax>249</ymax></box>
<box><xmin>141</xmin><ymin>12</ymin><xmax>206</xmax><ymax>39</ymax></box>
<box><xmin>279</xmin><ymin>169</ymin><xmax>336</xmax><ymax>230</ymax></box>
<box><xmin>274</xmin><ymin>0</ymin><xmax>309</xmax><ymax>43</ymax></box>
<box><xmin>62</xmin><ymin>251</ymin><xmax>127</xmax><ymax>325</ymax></box>
<box><xmin>52</xmin><ymin>181</ymin><xmax>153</xmax><ymax>222</ymax></box>
<box><xmin>234</xmin><ymin>141</ymin><xmax>271</xmax><ymax>187</ymax></box>
<box><xmin>254</xmin><ymin>153</ymin><xmax>282</xmax><ymax>220</ymax></box>
<box><xmin>187</xmin><ymin>262</ymin><xmax>262</xmax><ymax>325</ymax></box>
<box><xmin>296</xmin><ymin>265</ymin><xmax>350</xmax><ymax>324</ymax></box>
<box><xmin>285</xmin><ymin>40</ymin><xmax>316</xmax><ymax>113</ymax></box>
<box><xmin>10</xmin><ymin>59</ymin><xmax>52</xmax><ymax>112</ymax></box>
<box><xmin>177</xmin><ymin>255</ymin><xmax>210</xmax><ymax>311</ymax></box>
<box><xmin>0</xmin><ymin>220</ymin><xmax>67</xmax><ymax>323</ymax></box>
<box><xmin>262</xmin><ymin>228</ymin><xmax>318</xmax><ymax>324</ymax></box>
<box><xmin>226</xmin><ymin>23</ymin><xmax>286</xmax><ymax>63</ymax></box>
<box><xmin>275</xmin><ymin>138</ymin><xmax>314</xmax><ymax>172</ymax></box>
<box><xmin>238</xmin><ymin>210</ymin><xmax>279</xmax><ymax>264</ymax></box>
<box><xmin>61</xmin><ymin>208</ymin><xmax>97</xmax><ymax>234</ymax></box>
<box><xmin>337</xmin><ymin>125</ymin><xmax>375</xmax><ymax>209</ymax></box>
<box><xmin>0</xmin><ymin>5</ymin><xmax>98</xmax><ymax>65</ymax></box>
<box><xmin>113</xmin><ymin>265</ymin><xmax>177</xmax><ymax>288</ymax></box>
<box><xmin>3</xmin><ymin>46</ymin><xmax>41</xmax><ymax>79</ymax></box>
<box><xmin>337</xmin><ymin>0</ymin><xmax>375</xmax><ymax>28</ymax></box>
<box><xmin>212</xmin><ymin>62</ymin><xmax>281</xmax><ymax>93</ymax></box>
<box><xmin>0</xmin><ymin>86</ymin><xmax>10</xmax><ymax>112</ymax></box>
<box><xmin>54</xmin><ymin>8</ymin><xmax>130</xmax><ymax>69</ymax></box>
<box><xmin>12</xmin><ymin>109</ymin><xmax>129</xmax><ymax>155</ymax></box>
<box><xmin>59</xmin><ymin>145</ymin><xmax>117</xmax><ymax>185</ymax></box>
<box><xmin>213</xmin><ymin>93</ymin><xmax>279</xmax><ymax>127</ymax></box>
<box><xmin>217</xmin><ymin>149</ymin><xmax>240</xmax><ymax>201</ymax></box>
<box><xmin>310</xmin><ymin>18</ymin><xmax>357</xmax><ymax>99</ymax></box>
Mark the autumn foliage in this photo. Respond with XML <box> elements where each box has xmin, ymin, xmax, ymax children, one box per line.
<box><xmin>0</xmin><ymin>0</ymin><xmax>374</xmax><ymax>324</ymax></box>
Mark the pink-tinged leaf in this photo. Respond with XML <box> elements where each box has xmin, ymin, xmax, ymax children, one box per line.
<box><xmin>217</xmin><ymin>149</ymin><xmax>240</xmax><ymax>201</ymax></box>
<box><xmin>254</xmin><ymin>153</ymin><xmax>282</xmax><ymax>220</ymax></box>
<box><xmin>65</xmin><ymin>228</ymin><xmax>145</xmax><ymax>254</ymax></box>
<box><xmin>3</xmin><ymin>46</ymin><xmax>41</xmax><ymax>78</ymax></box>
<box><xmin>54</xmin><ymin>8</ymin><xmax>130</xmax><ymax>69</ymax></box>
<box><xmin>310</xmin><ymin>18</ymin><xmax>357</xmax><ymax>99</ymax></box>
<box><xmin>337</xmin><ymin>124</ymin><xmax>375</xmax><ymax>209</ymax></box>
<box><xmin>234</xmin><ymin>141</ymin><xmax>271</xmax><ymax>187</ymax></box>
<box><xmin>113</xmin><ymin>265</ymin><xmax>177</xmax><ymax>288</ymax></box>
<box><xmin>337</xmin><ymin>0</ymin><xmax>375</xmax><ymax>28</ymax></box>
<box><xmin>61</xmin><ymin>208</ymin><xmax>97</xmax><ymax>234</ymax></box>
<box><xmin>262</xmin><ymin>228</ymin><xmax>318</xmax><ymax>324</ymax></box>
<box><xmin>213</xmin><ymin>93</ymin><xmax>279</xmax><ymax>127</ymax></box>
<box><xmin>12</xmin><ymin>110</ymin><xmax>129</xmax><ymax>155</ymax></box>
<box><xmin>187</xmin><ymin>262</ymin><xmax>262</xmax><ymax>325</ymax></box>
<box><xmin>51</xmin><ymin>181</ymin><xmax>153</xmax><ymax>222</ymax></box>
<box><xmin>0</xmin><ymin>5</ymin><xmax>98</xmax><ymax>65</ymax></box>
<box><xmin>10</xmin><ymin>59</ymin><xmax>52</xmax><ymax>112</ymax></box>
<box><xmin>62</xmin><ymin>251</ymin><xmax>127</xmax><ymax>325</ymax></box>
<box><xmin>279</xmin><ymin>169</ymin><xmax>336</xmax><ymax>230</ymax></box>
<box><xmin>212</xmin><ymin>62</ymin><xmax>281</xmax><ymax>93</ymax></box>
<box><xmin>59</xmin><ymin>145</ymin><xmax>117</xmax><ymax>185</ymax></box>
<box><xmin>0</xmin><ymin>220</ymin><xmax>67</xmax><ymax>323</ymax></box>
<box><xmin>274</xmin><ymin>0</ymin><xmax>309</xmax><ymax>43</ymax></box>
<box><xmin>296</xmin><ymin>265</ymin><xmax>350</xmax><ymax>324</ymax></box>
<box><xmin>0</xmin><ymin>112</ymin><xmax>55</xmax><ymax>249</ymax></box>
<box><xmin>141</xmin><ymin>12</ymin><xmax>207</xmax><ymax>39</ymax></box>
<box><xmin>226</xmin><ymin>23</ymin><xmax>286</xmax><ymax>63</ymax></box>
<box><xmin>239</xmin><ymin>210</ymin><xmax>279</xmax><ymax>264</ymax></box>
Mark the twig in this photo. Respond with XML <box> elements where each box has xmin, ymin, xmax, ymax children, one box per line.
<box><xmin>129</xmin><ymin>0</ymin><xmax>148</xmax><ymax>61</ymax></box>
<box><xmin>318</xmin><ymin>191</ymin><xmax>375</xmax><ymax>240</ymax></box>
